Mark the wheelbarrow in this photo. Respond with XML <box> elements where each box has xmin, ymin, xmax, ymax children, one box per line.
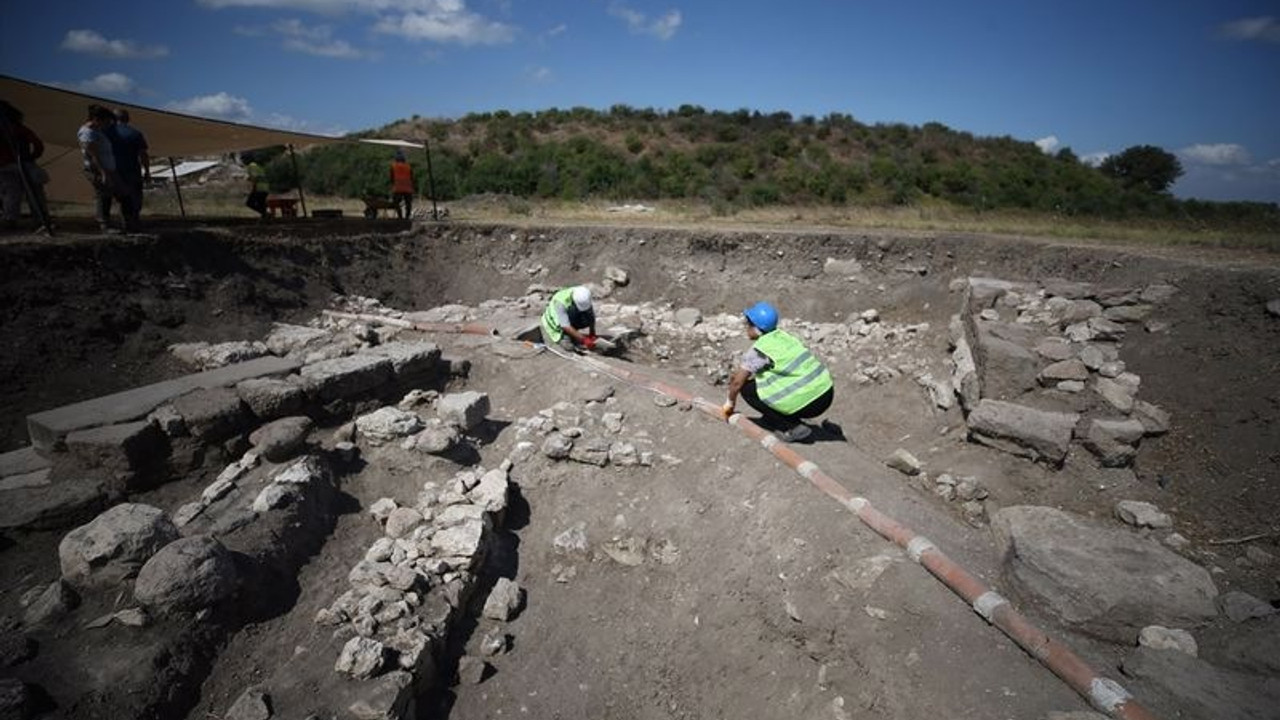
<box><xmin>362</xmin><ymin>195</ymin><xmax>401</xmax><ymax>219</ymax></box>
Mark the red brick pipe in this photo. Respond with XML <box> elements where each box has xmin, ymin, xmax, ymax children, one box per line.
<box><xmin>321</xmin><ymin>309</ymin><xmax>498</xmax><ymax>336</ymax></box>
<box><xmin>571</xmin><ymin>353</ymin><xmax>1160</xmax><ymax>720</ymax></box>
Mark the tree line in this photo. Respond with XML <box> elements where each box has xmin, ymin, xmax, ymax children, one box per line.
<box><xmin>255</xmin><ymin>105</ymin><xmax>1278</xmax><ymax>229</ymax></box>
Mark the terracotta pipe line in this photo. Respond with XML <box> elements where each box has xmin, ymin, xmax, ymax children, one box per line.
<box><xmin>567</xmin><ymin>352</ymin><xmax>1160</xmax><ymax>720</ymax></box>
<box><xmin>321</xmin><ymin>310</ymin><xmax>498</xmax><ymax>336</ymax></box>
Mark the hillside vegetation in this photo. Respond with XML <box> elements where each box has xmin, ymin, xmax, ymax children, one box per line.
<box><xmin>258</xmin><ymin>105</ymin><xmax>1279</xmax><ymax>233</ymax></box>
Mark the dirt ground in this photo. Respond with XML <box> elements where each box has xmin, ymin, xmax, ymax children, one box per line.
<box><xmin>1</xmin><ymin>221</ymin><xmax>1278</xmax><ymax>719</ymax></box>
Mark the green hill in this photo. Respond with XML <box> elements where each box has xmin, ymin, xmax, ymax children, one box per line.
<box><xmin>261</xmin><ymin>105</ymin><xmax>1278</xmax><ymax>231</ymax></box>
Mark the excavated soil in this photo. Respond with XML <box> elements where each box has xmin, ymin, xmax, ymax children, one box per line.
<box><xmin>1</xmin><ymin>221</ymin><xmax>1279</xmax><ymax>720</ymax></box>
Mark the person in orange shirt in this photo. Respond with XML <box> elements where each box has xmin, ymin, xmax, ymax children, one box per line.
<box><xmin>389</xmin><ymin>149</ymin><xmax>414</xmax><ymax>219</ymax></box>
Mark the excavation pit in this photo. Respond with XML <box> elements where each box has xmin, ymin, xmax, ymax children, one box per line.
<box><xmin>1</xmin><ymin>222</ymin><xmax>1278</xmax><ymax>720</ymax></box>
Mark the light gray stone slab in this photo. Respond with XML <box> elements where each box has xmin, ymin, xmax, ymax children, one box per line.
<box><xmin>27</xmin><ymin>356</ymin><xmax>299</xmax><ymax>452</ymax></box>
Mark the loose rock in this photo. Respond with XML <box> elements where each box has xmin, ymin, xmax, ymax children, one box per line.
<box><xmin>885</xmin><ymin>449</ymin><xmax>922</xmax><ymax>476</ymax></box>
<box><xmin>1115</xmin><ymin>500</ymin><xmax>1173</xmax><ymax>529</ymax></box>
<box><xmin>335</xmin><ymin>636</ymin><xmax>387</xmax><ymax>680</ymax></box>
<box><xmin>248</xmin><ymin>416</ymin><xmax>313</xmax><ymax>462</ymax></box>
<box><xmin>1139</xmin><ymin>625</ymin><xmax>1198</xmax><ymax>656</ymax></box>
<box><xmin>134</xmin><ymin>535</ymin><xmax>238</xmax><ymax>615</ymax></box>
<box><xmin>482</xmin><ymin>578</ymin><xmax>524</xmax><ymax>621</ymax></box>
<box><xmin>225</xmin><ymin>688</ymin><xmax>272</xmax><ymax>720</ymax></box>
<box><xmin>1217</xmin><ymin>591</ymin><xmax>1277</xmax><ymax>623</ymax></box>
<box><xmin>59</xmin><ymin>504</ymin><xmax>180</xmax><ymax>590</ymax></box>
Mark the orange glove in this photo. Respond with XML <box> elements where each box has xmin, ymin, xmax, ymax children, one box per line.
<box><xmin>582</xmin><ymin>335</ymin><xmax>597</xmax><ymax>350</ymax></box>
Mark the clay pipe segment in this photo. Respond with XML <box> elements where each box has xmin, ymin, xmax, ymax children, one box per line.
<box><xmin>565</xmin><ymin>353</ymin><xmax>1161</xmax><ymax>720</ymax></box>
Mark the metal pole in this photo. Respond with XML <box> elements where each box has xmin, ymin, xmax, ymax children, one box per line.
<box><xmin>168</xmin><ymin>157</ymin><xmax>186</xmax><ymax>218</ymax></box>
<box><xmin>422</xmin><ymin>137</ymin><xmax>439</xmax><ymax>221</ymax></box>
<box><xmin>288</xmin><ymin>144</ymin><xmax>307</xmax><ymax>218</ymax></box>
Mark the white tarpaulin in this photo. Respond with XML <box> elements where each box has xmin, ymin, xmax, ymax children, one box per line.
<box><xmin>147</xmin><ymin>160</ymin><xmax>221</xmax><ymax>180</ymax></box>
<box><xmin>2</xmin><ymin>74</ymin><xmax>351</xmax><ymax>204</ymax></box>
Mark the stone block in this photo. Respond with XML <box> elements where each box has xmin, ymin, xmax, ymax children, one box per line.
<box><xmin>437</xmin><ymin>391</ymin><xmax>490</xmax><ymax>431</ymax></box>
<box><xmin>971</xmin><ymin>322</ymin><xmax>1040</xmax><ymax>400</ymax></box>
<box><xmin>27</xmin><ymin>356</ymin><xmax>299</xmax><ymax>452</ymax></box>
<box><xmin>0</xmin><ymin>479</ymin><xmax>107</xmax><ymax>531</ymax></box>
<box><xmin>264</xmin><ymin>322</ymin><xmax>330</xmax><ymax>356</ymax></box>
<box><xmin>171</xmin><ymin>388</ymin><xmax>251</xmax><ymax>441</ymax></box>
<box><xmin>1039</xmin><ymin>359</ymin><xmax>1088</xmax><ymax>385</ymax></box>
<box><xmin>235</xmin><ymin>377</ymin><xmax>306</xmax><ymax>420</ymax></box>
<box><xmin>993</xmin><ymin>506</ymin><xmax>1218</xmax><ymax>641</ymax></box>
<box><xmin>967</xmin><ymin>399</ymin><xmax>1079</xmax><ymax>465</ymax></box>
<box><xmin>364</xmin><ymin>341</ymin><xmax>442</xmax><ymax>382</ymax></box>
<box><xmin>293</xmin><ymin>355</ymin><xmax>395</xmax><ymax>403</ymax></box>
<box><xmin>0</xmin><ymin>446</ymin><xmax>50</xmax><ymax>479</ymax></box>
<box><xmin>65</xmin><ymin>421</ymin><xmax>168</xmax><ymax>491</ymax></box>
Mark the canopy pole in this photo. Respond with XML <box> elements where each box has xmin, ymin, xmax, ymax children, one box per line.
<box><xmin>288</xmin><ymin>144</ymin><xmax>308</xmax><ymax>218</ymax></box>
<box><xmin>422</xmin><ymin>137</ymin><xmax>439</xmax><ymax>221</ymax></box>
<box><xmin>168</xmin><ymin>157</ymin><xmax>186</xmax><ymax>218</ymax></box>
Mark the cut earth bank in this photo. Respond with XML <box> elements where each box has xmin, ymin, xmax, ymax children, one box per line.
<box><xmin>0</xmin><ymin>223</ymin><xmax>1277</xmax><ymax>720</ymax></box>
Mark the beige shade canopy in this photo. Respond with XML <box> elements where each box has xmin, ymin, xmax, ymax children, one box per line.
<box><xmin>2</xmin><ymin>74</ymin><xmax>420</xmax><ymax>205</ymax></box>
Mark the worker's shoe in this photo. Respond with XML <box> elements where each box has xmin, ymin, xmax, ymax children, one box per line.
<box><xmin>775</xmin><ymin>424</ymin><xmax>812</xmax><ymax>443</ymax></box>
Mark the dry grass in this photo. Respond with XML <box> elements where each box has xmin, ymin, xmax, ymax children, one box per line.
<box><xmin>48</xmin><ymin>185</ymin><xmax>1279</xmax><ymax>254</ymax></box>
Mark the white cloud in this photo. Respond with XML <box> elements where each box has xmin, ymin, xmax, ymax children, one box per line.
<box><xmin>374</xmin><ymin>8</ymin><xmax>516</xmax><ymax>45</ymax></box>
<box><xmin>260</xmin><ymin>112</ymin><xmax>346</xmax><ymax>136</ymax></box>
<box><xmin>167</xmin><ymin>92</ymin><xmax>254</xmax><ymax>121</ymax></box>
<box><xmin>61</xmin><ymin>29</ymin><xmax>169</xmax><ymax>59</ymax></box>
<box><xmin>273</xmin><ymin>18</ymin><xmax>366</xmax><ymax>57</ymax></box>
<box><xmin>54</xmin><ymin>73</ymin><xmax>138</xmax><ymax>95</ymax></box>
<box><xmin>204</xmin><ymin>0</ymin><xmax>518</xmax><ymax>46</ymax></box>
<box><xmin>198</xmin><ymin>0</ymin><xmax>440</xmax><ymax>11</ymax></box>
<box><xmin>1034</xmin><ymin>135</ymin><xmax>1059</xmax><ymax>154</ymax></box>
<box><xmin>1218</xmin><ymin>16</ymin><xmax>1280</xmax><ymax>43</ymax></box>
<box><xmin>546</xmin><ymin>23</ymin><xmax>567</xmax><ymax>37</ymax></box>
<box><xmin>1080</xmin><ymin>151</ymin><xmax>1111</xmax><ymax>167</ymax></box>
<box><xmin>529</xmin><ymin>66</ymin><xmax>552</xmax><ymax>83</ymax></box>
<box><xmin>608</xmin><ymin>3</ymin><xmax>682</xmax><ymax>40</ymax></box>
<box><xmin>1179</xmin><ymin>143</ymin><xmax>1252</xmax><ymax>166</ymax></box>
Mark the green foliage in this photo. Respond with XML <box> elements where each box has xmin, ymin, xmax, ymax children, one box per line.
<box><xmin>287</xmin><ymin>108</ymin><xmax>1272</xmax><ymax>225</ymax></box>
<box><xmin>1100</xmin><ymin>145</ymin><xmax>1184</xmax><ymax>194</ymax></box>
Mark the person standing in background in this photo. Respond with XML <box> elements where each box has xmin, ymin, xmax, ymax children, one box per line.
<box><xmin>390</xmin><ymin>149</ymin><xmax>414</xmax><ymax>220</ymax></box>
<box><xmin>77</xmin><ymin>104</ymin><xmax>120</xmax><ymax>233</ymax></box>
<box><xmin>107</xmin><ymin>108</ymin><xmax>150</xmax><ymax>232</ymax></box>
<box><xmin>243</xmin><ymin>152</ymin><xmax>268</xmax><ymax>218</ymax></box>
<box><xmin>0</xmin><ymin>100</ymin><xmax>52</xmax><ymax>233</ymax></box>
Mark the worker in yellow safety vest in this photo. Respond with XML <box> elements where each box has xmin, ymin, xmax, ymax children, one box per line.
<box><xmin>721</xmin><ymin>301</ymin><xmax>835</xmax><ymax>443</ymax></box>
<box><xmin>541</xmin><ymin>285</ymin><xmax>598</xmax><ymax>352</ymax></box>
<box><xmin>390</xmin><ymin>149</ymin><xmax>415</xmax><ymax>219</ymax></box>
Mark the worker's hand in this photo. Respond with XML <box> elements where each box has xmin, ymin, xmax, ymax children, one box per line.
<box><xmin>582</xmin><ymin>335</ymin><xmax>597</xmax><ymax>351</ymax></box>
<box><xmin>719</xmin><ymin>402</ymin><xmax>734</xmax><ymax>420</ymax></box>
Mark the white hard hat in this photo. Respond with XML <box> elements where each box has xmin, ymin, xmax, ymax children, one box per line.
<box><xmin>571</xmin><ymin>286</ymin><xmax>592</xmax><ymax>311</ymax></box>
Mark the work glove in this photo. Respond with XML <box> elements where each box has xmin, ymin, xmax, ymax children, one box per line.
<box><xmin>719</xmin><ymin>402</ymin><xmax>734</xmax><ymax>420</ymax></box>
<box><xmin>582</xmin><ymin>335</ymin><xmax>597</xmax><ymax>350</ymax></box>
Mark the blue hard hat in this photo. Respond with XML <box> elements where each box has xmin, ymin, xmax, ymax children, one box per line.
<box><xmin>744</xmin><ymin>301</ymin><xmax>779</xmax><ymax>332</ymax></box>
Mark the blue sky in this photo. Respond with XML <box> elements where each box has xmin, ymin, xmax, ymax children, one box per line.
<box><xmin>3</xmin><ymin>0</ymin><xmax>1279</xmax><ymax>203</ymax></box>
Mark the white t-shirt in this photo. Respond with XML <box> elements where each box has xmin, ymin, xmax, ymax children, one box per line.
<box><xmin>77</xmin><ymin>124</ymin><xmax>115</xmax><ymax>172</ymax></box>
<box><xmin>740</xmin><ymin>348</ymin><xmax>773</xmax><ymax>374</ymax></box>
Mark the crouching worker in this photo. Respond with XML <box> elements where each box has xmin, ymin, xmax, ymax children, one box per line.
<box><xmin>541</xmin><ymin>285</ymin><xmax>598</xmax><ymax>352</ymax></box>
<box><xmin>721</xmin><ymin>301</ymin><xmax>834</xmax><ymax>442</ymax></box>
